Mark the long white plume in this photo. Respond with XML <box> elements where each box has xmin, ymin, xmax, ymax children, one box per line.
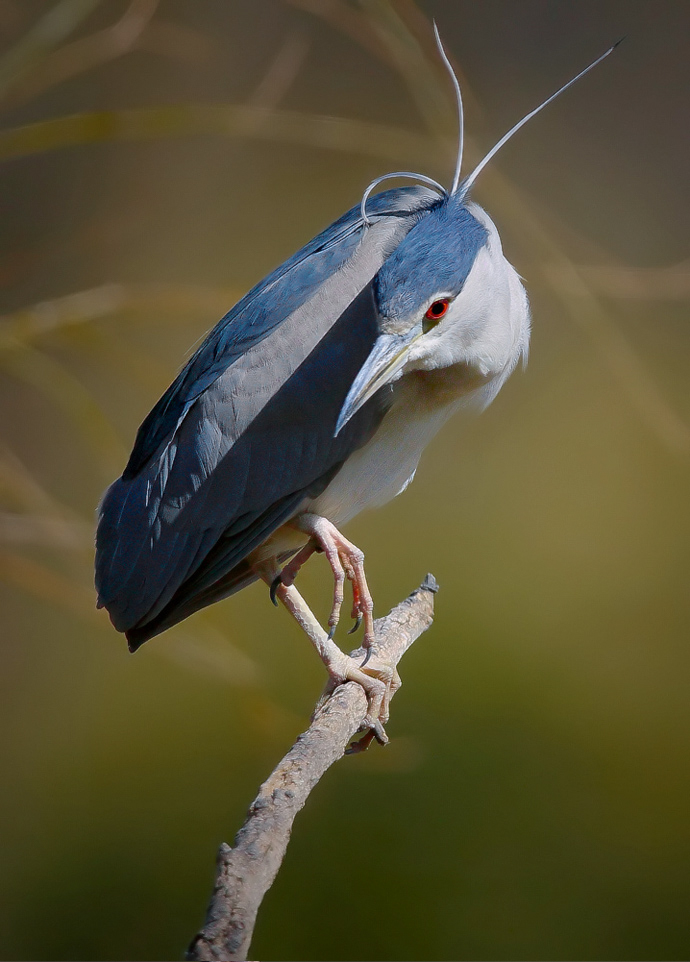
<box><xmin>433</xmin><ymin>22</ymin><xmax>465</xmax><ymax>196</ymax></box>
<box><xmin>458</xmin><ymin>39</ymin><xmax>623</xmax><ymax>199</ymax></box>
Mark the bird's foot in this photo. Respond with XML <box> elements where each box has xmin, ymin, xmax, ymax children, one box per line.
<box><xmin>317</xmin><ymin>645</ymin><xmax>402</xmax><ymax>750</ymax></box>
<box><xmin>258</xmin><ymin>521</ymin><xmax>395</xmax><ymax>748</ymax></box>
<box><xmin>290</xmin><ymin>513</ymin><xmax>375</xmax><ymax>650</ymax></box>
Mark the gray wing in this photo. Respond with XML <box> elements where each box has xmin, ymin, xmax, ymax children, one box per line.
<box><xmin>95</xmin><ymin>186</ymin><xmax>438</xmax><ymax>646</ymax></box>
<box><xmin>124</xmin><ymin>186</ymin><xmax>435</xmax><ymax>479</ymax></box>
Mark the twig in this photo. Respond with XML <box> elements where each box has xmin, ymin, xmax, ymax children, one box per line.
<box><xmin>186</xmin><ymin>574</ymin><xmax>438</xmax><ymax>962</ymax></box>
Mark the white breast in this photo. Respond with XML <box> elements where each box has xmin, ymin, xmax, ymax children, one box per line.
<box><xmin>307</xmin><ymin>377</ymin><xmax>459</xmax><ymax>526</ymax></box>
<box><xmin>309</xmin><ymin>203</ymin><xmax>530</xmax><ymax>528</ymax></box>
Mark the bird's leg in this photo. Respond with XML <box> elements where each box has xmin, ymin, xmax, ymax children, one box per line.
<box><xmin>256</xmin><ymin>562</ymin><xmax>393</xmax><ymax>744</ymax></box>
<box><xmin>287</xmin><ymin>512</ymin><xmax>376</xmax><ymax>652</ymax></box>
<box><xmin>268</xmin><ymin>541</ymin><xmax>318</xmax><ymax>605</ymax></box>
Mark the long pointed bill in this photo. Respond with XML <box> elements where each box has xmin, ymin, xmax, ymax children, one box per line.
<box><xmin>335</xmin><ymin>330</ymin><xmax>421</xmax><ymax>436</ymax></box>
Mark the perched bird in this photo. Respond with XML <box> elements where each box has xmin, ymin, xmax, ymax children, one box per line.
<box><xmin>96</xmin><ymin>31</ymin><xmax>618</xmax><ymax>742</ymax></box>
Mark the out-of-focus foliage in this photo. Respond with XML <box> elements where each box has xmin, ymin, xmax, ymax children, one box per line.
<box><xmin>0</xmin><ymin>2</ymin><xmax>688</xmax><ymax>960</ymax></box>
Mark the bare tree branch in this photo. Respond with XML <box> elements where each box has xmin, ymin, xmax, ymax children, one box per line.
<box><xmin>186</xmin><ymin>574</ymin><xmax>438</xmax><ymax>962</ymax></box>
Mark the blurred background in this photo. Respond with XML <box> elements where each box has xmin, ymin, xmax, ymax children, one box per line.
<box><xmin>0</xmin><ymin>1</ymin><xmax>688</xmax><ymax>959</ymax></box>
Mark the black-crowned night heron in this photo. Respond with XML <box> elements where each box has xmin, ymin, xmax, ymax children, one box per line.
<box><xmin>95</xmin><ymin>34</ymin><xmax>618</xmax><ymax>743</ymax></box>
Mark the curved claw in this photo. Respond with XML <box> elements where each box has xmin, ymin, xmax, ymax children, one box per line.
<box><xmin>363</xmin><ymin>718</ymin><xmax>388</xmax><ymax>745</ymax></box>
<box><xmin>345</xmin><ymin>729</ymin><xmax>377</xmax><ymax>754</ymax></box>
<box><xmin>348</xmin><ymin>613</ymin><xmax>363</xmax><ymax>635</ymax></box>
<box><xmin>327</xmin><ymin>624</ymin><xmax>336</xmax><ymax>640</ymax></box>
<box><xmin>269</xmin><ymin>573</ymin><xmax>282</xmax><ymax>607</ymax></box>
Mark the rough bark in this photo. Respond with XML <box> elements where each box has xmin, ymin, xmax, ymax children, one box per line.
<box><xmin>186</xmin><ymin>574</ymin><xmax>438</xmax><ymax>962</ymax></box>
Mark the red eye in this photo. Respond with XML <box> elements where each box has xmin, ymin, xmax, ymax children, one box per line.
<box><xmin>425</xmin><ymin>298</ymin><xmax>449</xmax><ymax>321</ymax></box>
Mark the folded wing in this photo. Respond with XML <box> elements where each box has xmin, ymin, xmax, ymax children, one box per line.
<box><xmin>95</xmin><ymin>186</ymin><xmax>439</xmax><ymax>645</ymax></box>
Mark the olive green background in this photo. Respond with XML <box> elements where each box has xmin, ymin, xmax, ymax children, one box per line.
<box><xmin>0</xmin><ymin>2</ymin><xmax>688</xmax><ymax>960</ymax></box>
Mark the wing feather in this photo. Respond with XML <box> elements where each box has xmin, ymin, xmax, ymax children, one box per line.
<box><xmin>96</xmin><ymin>186</ymin><xmax>439</xmax><ymax>641</ymax></box>
<box><xmin>123</xmin><ymin>186</ymin><xmax>436</xmax><ymax>479</ymax></box>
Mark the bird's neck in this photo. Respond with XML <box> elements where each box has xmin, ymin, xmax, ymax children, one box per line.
<box><xmin>402</xmin><ymin>362</ymin><xmax>495</xmax><ymax>409</ymax></box>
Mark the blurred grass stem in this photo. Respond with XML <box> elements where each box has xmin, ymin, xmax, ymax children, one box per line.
<box><xmin>1</xmin><ymin>0</ymin><xmax>160</xmax><ymax>107</ymax></box>
<box><xmin>0</xmin><ymin>0</ymin><xmax>104</xmax><ymax>102</ymax></box>
<box><xmin>0</xmin><ymin>103</ymin><xmax>432</xmax><ymax>167</ymax></box>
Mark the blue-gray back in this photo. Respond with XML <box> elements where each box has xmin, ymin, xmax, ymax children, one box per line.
<box><xmin>95</xmin><ymin>185</ymin><xmax>439</xmax><ymax>642</ymax></box>
<box><xmin>124</xmin><ymin>186</ymin><xmax>438</xmax><ymax>479</ymax></box>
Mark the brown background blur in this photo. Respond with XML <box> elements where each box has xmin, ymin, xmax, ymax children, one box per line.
<box><xmin>0</xmin><ymin>2</ymin><xmax>688</xmax><ymax>960</ymax></box>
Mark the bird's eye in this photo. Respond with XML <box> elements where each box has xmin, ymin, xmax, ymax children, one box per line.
<box><xmin>423</xmin><ymin>298</ymin><xmax>449</xmax><ymax>332</ymax></box>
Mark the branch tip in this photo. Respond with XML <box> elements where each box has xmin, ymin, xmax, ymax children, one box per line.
<box><xmin>186</xmin><ymin>577</ymin><xmax>437</xmax><ymax>961</ymax></box>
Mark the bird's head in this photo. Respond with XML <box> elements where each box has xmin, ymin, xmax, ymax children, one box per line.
<box><xmin>335</xmin><ymin>29</ymin><xmax>619</xmax><ymax>436</ymax></box>
<box><xmin>334</xmin><ymin>193</ymin><xmax>530</xmax><ymax>435</ymax></box>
